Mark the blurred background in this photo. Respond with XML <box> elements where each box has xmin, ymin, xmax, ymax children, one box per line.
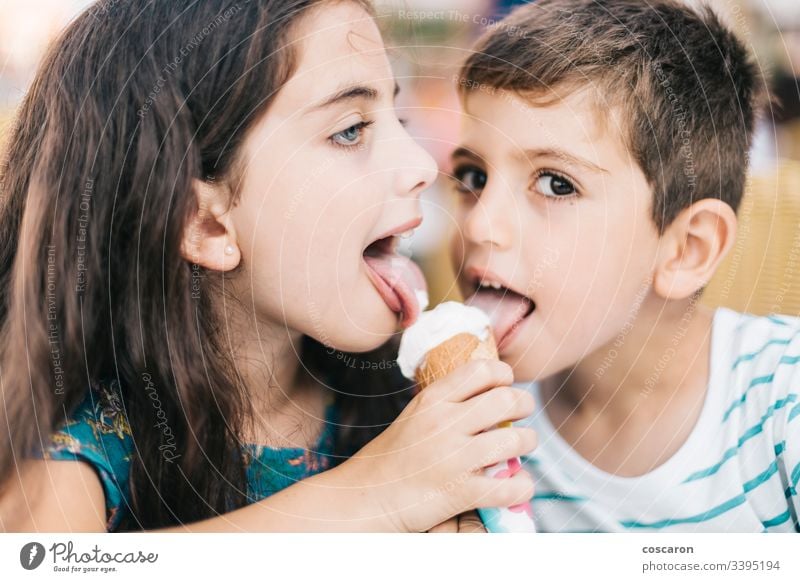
<box><xmin>2</xmin><ymin>0</ymin><xmax>800</xmax><ymax>315</ymax></box>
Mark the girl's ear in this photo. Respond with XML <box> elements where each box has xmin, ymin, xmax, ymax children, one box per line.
<box><xmin>180</xmin><ymin>179</ymin><xmax>241</xmax><ymax>271</ymax></box>
<box><xmin>653</xmin><ymin>198</ymin><xmax>737</xmax><ymax>300</ymax></box>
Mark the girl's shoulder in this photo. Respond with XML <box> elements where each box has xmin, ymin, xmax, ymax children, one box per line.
<box><xmin>43</xmin><ymin>379</ymin><xmax>134</xmax><ymax>531</ymax></box>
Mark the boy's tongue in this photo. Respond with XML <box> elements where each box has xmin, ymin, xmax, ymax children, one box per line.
<box><xmin>364</xmin><ymin>253</ymin><xmax>428</xmax><ymax>328</ymax></box>
<box><xmin>467</xmin><ymin>288</ymin><xmax>532</xmax><ymax>344</ymax></box>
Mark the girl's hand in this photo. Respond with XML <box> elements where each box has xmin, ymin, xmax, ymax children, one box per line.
<box><xmin>427</xmin><ymin>511</ymin><xmax>487</xmax><ymax>533</ymax></box>
<box><xmin>338</xmin><ymin>359</ymin><xmax>537</xmax><ymax>532</ymax></box>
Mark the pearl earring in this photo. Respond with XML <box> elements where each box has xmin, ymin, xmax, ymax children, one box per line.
<box><xmin>224</xmin><ymin>245</ymin><xmax>235</xmax><ymax>256</ymax></box>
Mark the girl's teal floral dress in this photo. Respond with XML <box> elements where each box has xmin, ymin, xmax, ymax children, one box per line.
<box><xmin>42</xmin><ymin>380</ymin><xmax>339</xmax><ymax>531</ymax></box>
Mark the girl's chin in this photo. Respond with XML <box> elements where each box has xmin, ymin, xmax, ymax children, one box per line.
<box><xmin>330</xmin><ymin>334</ymin><xmax>394</xmax><ymax>354</ymax></box>
<box><xmin>324</xmin><ymin>315</ymin><xmax>398</xmax><ymax>353</ymax></box>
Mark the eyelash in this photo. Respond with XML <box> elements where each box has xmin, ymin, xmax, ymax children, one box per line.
<box><xmin>450</xmin><ymin>164</ymin><xmax>579</xmax><ymax>203</ymax></box>
<box><xmin>329</xmin><ymin>120</ymin><xmax>375</xmax><ymax>150</ymax></box>
<box><xmin>530</xmin><ymin>169</ymin><xmax>579</xmax><ymax>202</ymax></box>
<box><xmin>450</xmin><ymin>164</ymin><xmax>486</xmax><ymax>196</ymax></box>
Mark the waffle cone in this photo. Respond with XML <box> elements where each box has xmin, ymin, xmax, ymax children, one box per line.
<box><xmin>415</xmin><ymin>330</ymin><xmax>498</xmax><ymax>390</ymax></box>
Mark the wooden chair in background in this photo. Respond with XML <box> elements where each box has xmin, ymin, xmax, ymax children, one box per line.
<box><xmin>702</xmin><ymin>158</ymin><xmax>800</xmax><ymax>317</ymax></box>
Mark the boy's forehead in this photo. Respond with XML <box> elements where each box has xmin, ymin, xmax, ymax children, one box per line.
<box><xmin>457</xmin><ymin>88</ymin><xmax>628</xmax><ymax>166</ymax></box>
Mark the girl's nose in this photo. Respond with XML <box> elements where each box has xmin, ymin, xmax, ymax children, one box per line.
<box><xmin>396</xmin><ymin>138</ymin><xmax>438</xmax><ymax>198</ymax></box>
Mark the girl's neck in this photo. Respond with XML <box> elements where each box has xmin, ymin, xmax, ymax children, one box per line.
<box><xmin>226</xmin><ymin>307</ymin><xmax>327</xmax><ymax>447</ymax></box>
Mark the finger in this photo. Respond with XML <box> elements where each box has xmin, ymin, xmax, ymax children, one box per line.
<box><xmin>427</xmin><ymin>517</ymin><xmax>458</xmax><ymax>533</ymax></box>
<box><xmin>457</xmin><ymin>511</ymin><xmax>487</xmax><ymax>533</ymax></box>
<box><xmin>423</xmin><ymin>359</ymin><xmax>514</xmax><ymax>403</ymax></box>
<box><xmin>461</xmin><ymin>387</ymin><xmax>535</xmax><ymax>434</ymax></box>
<box><xmin>468</xmin><ymin>470</ymin><xmax>535</xmax><ymax>510</ymax></box>
<box><xmin>469</xmin><ymin>427</ymin><xmax>538</xmax><ymax>468</ymax></box>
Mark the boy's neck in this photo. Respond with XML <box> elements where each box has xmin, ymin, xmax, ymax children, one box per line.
<box><xmin>544</xmin><ymin>295</ymin><xmax>715</xmax><ymax>421</ymax></box>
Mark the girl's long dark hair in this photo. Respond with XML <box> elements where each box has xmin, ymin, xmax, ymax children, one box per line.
<box><xmin>0</xmin><ymin>0</ymin><xmax>410</xmax><ymax>530</ymax></box>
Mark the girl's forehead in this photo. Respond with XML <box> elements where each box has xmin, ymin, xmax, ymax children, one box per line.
<box><xmin>273</xmin><ymin>8</ymin><xmax>393</xmax><ymax>119</ymax></box>
<box><xmin>289</xmin><ymin>2</ymin><xmax>387</xmax><ymax>81</ymax></box>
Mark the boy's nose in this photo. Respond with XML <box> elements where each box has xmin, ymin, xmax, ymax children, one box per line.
<box><xmin>463</xmin><ymin>188</ymin><xmax>514</xmax><ymax>250</ymax></box>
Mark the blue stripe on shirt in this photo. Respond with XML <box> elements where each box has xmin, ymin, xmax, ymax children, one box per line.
<box><xmin>762</xmin><ymin>509</ymin><xmax>792</xmax><ymax>528</ymax></box>
<box><xmin>724</xmin><ymin>327</ymin><xmax>800</xmax><ymax>422</ymax></box>
<box><xmin>723</xmin><ymin>374</ymin><xmax>775</xmax><ymax>422</ymax></box>
<box><xmin>533</xmin><ymin>492</ymin><xmax>586</xmax><ymax>502</ymax></box>
<box><xmin>685</xmin><ymin>397</ymin><xmax>796</xmax><ymax>483</ymax></box>
<box><xmin>778</xmin><ymin>354</ymin><xmax>800</xmax><ymax>367</ymax></box>
<box><xmin>621</xmin><ymin>494</ymin><xmax>747</xmax><ymax>529</ymax></box>
<box><xmin>792</xmin><ymin>461</ymin><xmax>800</xmax><ymax>489</ymax></box>
<box><xmin>623</xmin><ymin>459</ymin><xmax>780</xmax><ymax>529</ymax></box>
<box><xmin>744</xmin><ymin>459</ymin><xmax>780</xmax><ymax>491</ymax></box>
<box><xmin>789</xmin><ymin>402</ymin><xmax>800</xmax><ymax>424</ymax></box>
<box><xmin>732</xmin><ymin>339</ymin><xmax>793</xmax><ymax>370</ymax></box>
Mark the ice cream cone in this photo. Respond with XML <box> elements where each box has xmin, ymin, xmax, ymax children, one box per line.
<box><xmin>397</xmin><ymin>301</ymin><xmax>537</xmax><ymax>533</ymax></box>
<box><xmin>415</xmin><ymin>331</ymin><xmax>498</xmax><ymax>390</ymax></box>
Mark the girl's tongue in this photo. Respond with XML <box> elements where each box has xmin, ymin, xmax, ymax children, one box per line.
<box><xmin>466</xmin><ymin>288</ymin><xmax>534</xmax><ymax>345</ymax></box>
<box><xmin>363</xmin><ymin>241</ymin><xmax>428</xmax><ymax>328</ymax></box>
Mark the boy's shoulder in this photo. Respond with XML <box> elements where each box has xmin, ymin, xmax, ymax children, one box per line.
<box><xmin>714</xmin><ymin>307</ymin><xmax>800</xmax><ymax>367</ymax></box>
<box><xmin>712</xmin><ymin>307</ymin><xmax>800</xmax><ymax>421</ymax></box>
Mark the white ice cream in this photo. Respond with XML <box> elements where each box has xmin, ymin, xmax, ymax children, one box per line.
<box><xmin>397</xmin><ymin>301</ymin><xmax>491</xmax><ymax>379</ymax></box>
<box><xmin>415</xmin><ymin>289</ymin><xmax>429</xmax><ymax>313</ymax></box>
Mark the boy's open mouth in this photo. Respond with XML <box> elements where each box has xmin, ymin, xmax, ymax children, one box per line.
<box><xmin>362</xmin><ymin>220</ymin><xmax>427</xmax><ymax>329</ymax></box>
<box><xmin>465</xmin><ymin>276</ymin><xmax>536</xmax><ymax>349</ymax></box>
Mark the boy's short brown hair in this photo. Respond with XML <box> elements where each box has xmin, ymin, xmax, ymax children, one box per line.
<box><xmin>458</xmin><ymin>0</ymin><xmax>767</xmax><ymax>232</ymax></box>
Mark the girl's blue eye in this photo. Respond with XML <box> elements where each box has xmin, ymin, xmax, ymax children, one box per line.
<box><xmin>330</xmin><ymin>120</ymin><xmax>373</xmax><ymax>148</ymax></box>
<box><xmin>452</xmin><ymin>165</ymin><xmax>487</xmax><ymax>194</ymax></box>
<box><xmin>535</xmin><ymin>172</ymin><xmax>576</xmax><ymax>198</ymax></box>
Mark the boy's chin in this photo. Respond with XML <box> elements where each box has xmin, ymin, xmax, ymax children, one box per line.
<box><xmin>501</xmin><ymin>351</ymin><xmax>545</xmax><ymax>383</ymax></box>
<box><xmin>502</xmin><ymin>348</ymin><xmax>571</xmax><ymax>384</ymax></box>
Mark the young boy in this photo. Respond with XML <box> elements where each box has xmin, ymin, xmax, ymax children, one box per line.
<box><xmin>450</xmin><ymin>0</ymin><xmax>798</xmax><ymax>532</ymax></box>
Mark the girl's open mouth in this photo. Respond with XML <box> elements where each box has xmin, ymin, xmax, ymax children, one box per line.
<box><xmin>363</xmin><ymin>230</ymin><xmax>428</xmax><ymax>329</ymax></box>
<box><xmin>466</xmin><ymin>284</ymin><xmax>536</xmax><ymax>349</ymax></box>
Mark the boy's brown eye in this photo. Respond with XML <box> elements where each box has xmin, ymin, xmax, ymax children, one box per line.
<box><xmin>535</xmin><ymin>172</ymin><xmax>576</xmax><ymax>197</ymax></box>
<box><xmin>452</xmin><ymin>165</ymin><xmax>487</xmax><ymax>194</ymax></box>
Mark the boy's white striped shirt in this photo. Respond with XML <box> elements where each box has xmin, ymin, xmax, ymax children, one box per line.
<box><xmin>518</xmin><ymin>307</ymin><xmax>800</xmax><ymax>533</ymax></box>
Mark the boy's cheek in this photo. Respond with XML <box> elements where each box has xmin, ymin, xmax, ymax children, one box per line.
<box><xmin>448</xmin><ymin>233</ymin><xmax>467</xmax><ymax>281</ymax></box>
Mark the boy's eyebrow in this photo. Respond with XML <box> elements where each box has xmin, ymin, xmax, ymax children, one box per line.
<box><xmin>450</xmin><ymin>147</ymin><xmax>484</xmax><ymax>163</ymax></box>
<box><xmin>305</xmin><ymin>82</ymin><xmax>401</xmax><ymax>113</ymax></box>
<box><xmin>451</xmin><ymin>146</ymin><xmax>607</xmax><ymax>175</ymax></box>
<box><xmin>520</xmin><ymin>148</ymin><xmax>609</xmax><ymax>174</ymax></box>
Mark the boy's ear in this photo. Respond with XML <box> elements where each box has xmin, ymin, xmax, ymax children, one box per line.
<box><xmin>653</xmin><ymin>199</ymin><xmax>737</xmax><ymax>300</ymax></box>
<box><xmin>180</xmin><ymin>179</ymin><xmax>241</xmax><ymax>271</ymax></box>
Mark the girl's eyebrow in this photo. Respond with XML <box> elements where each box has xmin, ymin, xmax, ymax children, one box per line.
<box><xmin>305</xmin><ymin>81</ymin><xmax>400</xmax><ymax>113</ymax></box>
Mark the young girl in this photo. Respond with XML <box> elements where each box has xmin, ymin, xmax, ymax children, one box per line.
<box><xmin>0</xmin><ymin>0</ymin><xmax>535</xmax><ymax>532</ymax></box>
